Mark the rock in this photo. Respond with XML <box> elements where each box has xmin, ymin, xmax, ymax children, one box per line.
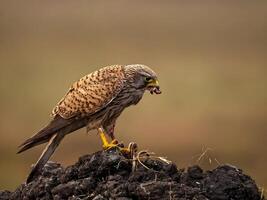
<box><xmin>0</xmin><ymin>190</ymin><xmax>11</xmax><ymax>200</ymax></box>
<box><xmin>0</xmin><ymin>148</ymin><xmax>264</xmax><ymax>200</ymax></box>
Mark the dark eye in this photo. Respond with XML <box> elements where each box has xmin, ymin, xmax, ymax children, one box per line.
<box><xmin>145</xmin><ymin>77</ymin><xmax>153</xmax><ymax>82</ymax></box>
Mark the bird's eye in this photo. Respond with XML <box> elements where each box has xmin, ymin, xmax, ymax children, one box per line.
<box><xmin>144</xmin><ymin>77</ymin><xmax>153</xmax><ymax>83</ymax></box>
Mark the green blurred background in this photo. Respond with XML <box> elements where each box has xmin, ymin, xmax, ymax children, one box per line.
<box><xmin>0</xmin><ymin>0</ymin><xmax>266</xmax><ymax>191</ymax></box>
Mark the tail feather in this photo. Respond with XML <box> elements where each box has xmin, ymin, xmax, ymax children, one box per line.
<box><xmin>26</xmin><ymin>132</ymin><xmax>65</xmax><ymax>183</ymax></box>
<box><xmin>17</xmin><ymin>137</ymin><xmax>50</xmax><ymax>154</ymax></box>
<box><xmin>18</xmin><ymin>115</ymin><xmax>73</xmax><ymax>154</ymax></box>
<box><xmin>19</xmin><ymin>115</ymin><xmax>90</xmax><ymax>183</ymax></box>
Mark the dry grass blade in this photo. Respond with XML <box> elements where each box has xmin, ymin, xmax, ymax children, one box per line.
<box><xmin>259</xmin><ymin>186</ymin><xmax>266</xmax><ymax>200</ymax></box>
<box><xmin>193</xmin><ymin>147</ymin><xmax>220</xmax><ymax>166</ymax></box>
<box><xmin>130</xmin><ymin>147</ymin><xmax>172</xmax><ymax>172</ymax></box>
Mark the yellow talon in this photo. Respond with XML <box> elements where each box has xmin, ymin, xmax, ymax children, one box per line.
<box><xmin>97</xmin><ymin>128</ymin><xmax>138</xmax><ymax>156</ymax></box>
<box><xmin>111</xmin><ymin>139</ymin><xmax>119</xmax><ymax>145</ymax></box>
<box><xmin>98</xmin><ymin>128</ymin><xmax>121</xmax><ymax>150</ymax></box>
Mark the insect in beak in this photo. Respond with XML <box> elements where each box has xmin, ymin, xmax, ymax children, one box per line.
<box><xmin>147</xmin><ymin>79</ymin><xmax>161</xmax><ymax>94</ymax></box>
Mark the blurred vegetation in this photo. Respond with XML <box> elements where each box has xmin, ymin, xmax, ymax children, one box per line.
<box><xmin>0</xmin><ymin>0</ymin><xmax>266</xmax><ymax>190</ymax></box>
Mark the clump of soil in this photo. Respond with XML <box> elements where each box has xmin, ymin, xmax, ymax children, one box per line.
<box><xmin>0</xmin><ymin>148</ymin><xmax>264</xmax><ymax>200</ymax></box>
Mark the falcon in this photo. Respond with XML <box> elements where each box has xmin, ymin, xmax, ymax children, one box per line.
<box><xmin>18</xmin><ymin>64</ymin><xmax>161</xmax><ymax>183</ymax></box>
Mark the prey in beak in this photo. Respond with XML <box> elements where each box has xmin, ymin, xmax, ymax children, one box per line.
<box><xmin>146</xmin><ymin>79</ymin><xmax>161</xmax><ymax>94</ymax></box>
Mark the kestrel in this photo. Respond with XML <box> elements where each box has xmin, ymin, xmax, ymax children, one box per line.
<box><xmin>18</xmin><ymin>64</ymin><xmax>161</xmax><ymax>183</ymax></box>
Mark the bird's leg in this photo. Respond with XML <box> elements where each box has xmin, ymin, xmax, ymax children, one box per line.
<box><xmin>98</xmin><ymin>127</ymin><xmax>120</xmax><ymax>149</ymax></box>
<box><xmin>98</xmin><ymin>128</ymin><xmax>111</xmax><ymax>149</ymax></box>
<box><xmin>97</xmin><ymin>127</ymin><xmax>131</xmax><ymax>154</ymax></box>
<box><xmin>108</xmin><ymin>124</ymin><xmax>119</xmax><ymax>145</ymax></box>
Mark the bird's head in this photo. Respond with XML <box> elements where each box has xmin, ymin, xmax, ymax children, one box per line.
<box><xmin>124</xmin><ymin>64</ymin><xmax>161</xmax><ymax>94</ymax></box>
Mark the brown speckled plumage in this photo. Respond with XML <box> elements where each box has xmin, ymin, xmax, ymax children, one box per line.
<box><xmin>18</xmin><ymin>64</ymin><xmax>161</xmax><ymax>183</ymax></box>
<box><xmin>52</xmin><ymin>65</ymin><xmax>126</xmax><ymax>119</ymax></box>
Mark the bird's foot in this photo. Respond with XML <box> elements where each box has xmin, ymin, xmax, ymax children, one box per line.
<box><xmin>105</xmin><ymin>142</ymin><xmax>138</xmax><ymax>159</ymax></box>
<box><xmin>98</xmin><ymin>128</ymin><xmax>138</xmax><ymax>156</ymax></box>
<box><xmin>102</xmin><ymin>140</ymin><xmax>120</xmax><ymax>150</ymax></box>
<box><xmin>110</xmin><ymin>139</ymin><xmax>119</xmax><ymax>145</ymax></box>
<box><xmin>98</xmin><ymin>128</ymin><xmax>115</xmax><ymax>149</ymax></box>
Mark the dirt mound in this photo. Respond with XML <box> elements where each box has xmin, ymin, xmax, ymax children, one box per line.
<box><xmin>0</xmin><ymin>148</ymin><xmax>264</xmax><ymax>200</ymax></box>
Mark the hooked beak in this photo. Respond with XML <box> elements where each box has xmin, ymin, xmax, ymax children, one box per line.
<box><xmin>147</xmin><ymin>79</ymin><xmax>161</xmax><ymax>94</ymax></box>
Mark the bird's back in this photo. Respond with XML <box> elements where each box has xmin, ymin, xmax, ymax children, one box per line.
<box><xmin>52</xmin><ymin>65</ymin><xmax>126</xmax><ymax>119</ymax></box>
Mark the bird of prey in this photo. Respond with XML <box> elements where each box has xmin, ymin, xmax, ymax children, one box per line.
<box><xmin>18</xmin><ymin>64</ymin><xmax>161</xmax><ymax>183</ymax></box>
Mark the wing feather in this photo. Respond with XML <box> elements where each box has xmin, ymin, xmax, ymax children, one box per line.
<box><xmin>52</xmin><ymin>65</ymin><xmax>126</xmax><ymax>119</ymax></box>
